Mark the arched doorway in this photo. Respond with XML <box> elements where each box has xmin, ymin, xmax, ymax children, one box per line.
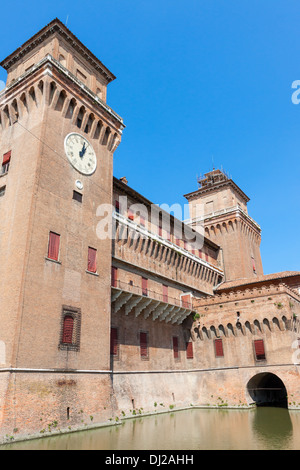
<box><xmin>247</xmin><ymin>373</ymin><xmax>288</xmax><ymax>408</ymax></box>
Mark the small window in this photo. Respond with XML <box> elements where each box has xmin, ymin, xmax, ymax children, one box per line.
<box><xmin>73</xmin><ymin>190</ymin><xmax>82</xmax><ymax>203</ymax></box>
<box><xmin>214</xmin><ymin>338</ymin><xmax>224</xmax><ymax>357</ymax></box>
<box><xmin>0</xmin><ymin>186</ymin><xmax>6</xmax><ymax>197</ymax></box>
<box><xmin>87</xmin><ymin>247</ymin><xmax>97</xmax><ymax>273</ymax></box>
<box><xmin>111</xmin><ymin>267</ymin><xmax>118</xmax><ymax>288</ymax></box>
<box><xmin>186</xmin><ymin>341</ymin><xmax>193</xmax><ymax>359</ymax></box>
<box><xmin>254</xmin><ymin>339</ymin><xmax>266</xmax><ymax>361</ymax></box>
<box><xmin>47</xmin><ymin>232</ymin><xmax>60</xmax><ymax>261</ymax></box>
<box><xmin>142</xmin><ymin>277</ymin><xmax>148</xmax><ymax>296</ymax></box>
<box><xmin>110</xmin><ymin>327</ymin><xmax>119</xmax><ymax>357</ymax></box>
<box><xmin>59</xmin><ymin>306</ymin><xmax>81</xmax><ymax>351</ymax></box>
<box><xmin>2</xmin><ymin>151</ymin><xmax>11</xmax><ymax>175</ymax></box>
<box><xmin>173</xmin><ymin>336</ymin><xmax>179</xmax><ymax>359</ymax></box>
<box><xmin>62</xmin><ymin>316</ymin><xmax>74</xmax><ymax>344</ymax></box>
<box><xmin>115</xmin><ymin>200</ymin><xmax>120</xmax><ymax>213</ymax></box>
<box><xmin>163</xmin><ymin>284</ymin><xmax>168</xmax><ymax>303</ymax></box>
<box><xmin>140</xmin><ymin>331</ymin><xmax>149</xmax><ymax>359</ymax></box>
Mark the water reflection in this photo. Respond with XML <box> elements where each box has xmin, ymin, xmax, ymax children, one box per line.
<box><xmin>1</xmin><ymin>408</ymin><xmax>300</xmax><ymax>450</ymax></box>
<box><xmin>251</xmin><ymin>408</ymin><xmax>293</xmax><ymax>450</ymax></box>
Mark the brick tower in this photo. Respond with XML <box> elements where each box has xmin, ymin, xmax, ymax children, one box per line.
<box><xmin>184</xmin><ymin>169</ymin><xmax>263</xmax><ymax>281</ymax></box>
<box><xmin>0</xmin><ymin>19</ymin><xmax>124</xmax><ymax>438</ymax></box>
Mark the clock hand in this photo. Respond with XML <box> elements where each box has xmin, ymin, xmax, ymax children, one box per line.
<box><xmin>79</xmin><ymin>142</ymin><xmax>86</xmax><ymax>159</ymax></box>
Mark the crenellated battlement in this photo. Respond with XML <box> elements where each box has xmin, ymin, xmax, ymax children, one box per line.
<box><xmin>193</xmin><ymin>282</ymin><xmax>300</xmax><ymax>308</ymax></box>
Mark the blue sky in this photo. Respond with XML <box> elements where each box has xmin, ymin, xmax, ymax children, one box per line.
<box><xmin>0</xmin><ymin>0</ymin><xmax>300</xmax><ymax>275</ymax></box>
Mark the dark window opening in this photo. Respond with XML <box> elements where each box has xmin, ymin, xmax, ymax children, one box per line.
<box><xmin>73</xmin><ymin>190</ymin><xmax>83</xmax><ymax>203</ymax></box>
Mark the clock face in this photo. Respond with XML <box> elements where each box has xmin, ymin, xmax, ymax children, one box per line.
<box><xmin>64</xmin><ymin>133</ymin><xmax>97</xmax><ymax>175</ymax></box>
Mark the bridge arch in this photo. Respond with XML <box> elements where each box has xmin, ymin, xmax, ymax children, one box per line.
<box><xmin>246</xmin><ymin>372</ymin><xmax>288</xmax><ymax>408</ymax></box>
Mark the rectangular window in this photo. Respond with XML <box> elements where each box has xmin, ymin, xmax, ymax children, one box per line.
<box><xmin>111</xmin><ymin>267</ymin><xmax>118</xmax><ymax>287</ymax></box>
<box><xmin>140</xmin><ymin>332</ymin><xmax>148</xmax><ymax>359</ymax></box>
<box><xmin>73</xmin><ymin>190</ymin><xmax>82</xmax><ymax>203</ymax></box>
<box><xmin>47</xmin><ymin>231</ymin><xmax>60</xmax><ymax>261</ymax></box>
<box><xmin>87</xmin><ymin>247</ymin><xmax>97</xmax><ymax>273</ymax></box>
<box><xmin>181</xmin><ymin>294</ymin><xmax>191</xmax><ymax>309</ymax></box>
<box><xmin>186</xmin><ymin>341</ymin><xmax>193</xmax><ymax>359</ymax></box>
<box><xmin>59</xmin><ymin>306</ymin><xmax>81</xmax><ymax>351</ymax></box>
<box><xmin>115</xmin><ymin>200</ymin><xmax>120</xmax><ymax>213</ymax></box>
<box><xmin>2</xmin><ymin>151</ymin><xmax>11</xmax><ymax>174</ymax></box>
<box><xmin>110</xmin><ymin>327</ymin><xmax>119</xmax><ymax>357</ymax></box>
<box><xmin>142</xmin><ymin>277</ymin><xmax>148</xmax><ymax>296</ymax></box>
<box><xmin>254</xmin><ymin>339</ymin><xmax>266</xmax><ymax>361</ymax></box>
<box><xmin>0</xmin><ymin>186</ymin><xmax>6</xmax><ymax>197</ymax></box>
<box><xmin>214</xmin><ymin>338</ymin><xmax>224</xmax><ymax>357</ymax></box>
<box><xmin>173</xmin><ymin>336</ymin><xmax>179</xmax><ymax>359</ymax></box>
<box><xmin>62</xmin><ymin>316</ymin><xmax>74</xmax><ymax>344</ymax></box>
<box><xmin>163</xmin><ymin>284</ymin><xmax>168</xmax><ymax>303</ymax></box>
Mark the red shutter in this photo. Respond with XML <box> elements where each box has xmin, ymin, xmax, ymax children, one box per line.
<box><xmin>111</xmin><ymin>267</ymin><xmax>118</xmax><ymax>287</ymax></box>
<box><xmin>186</xmin><ymin>341</ymin><xmax>193</xmax><ymax>359</ymax></box>
<box><xmin>48</xmin><ymin>232</ymin><xmax>60</xmax><ymax>260</ymax></box>
<box><xmin>181</xmin><ymin>294</ymin><xmax>191</xmax><ymax>309</ymax></box>
<box><xmin>254</xmin><ymin>339</ymin><xmax>265</xmax><ymax>360</ymax></box>
<box><xmin>128</xmin><ymin>209</ymin><xmax>134</xmax><ymax>220</ymax></box>
<box><xmin>2</xmin><ymin>151</ymin><xmax>11</xmax><ymax>165</ymax></box>
<box><xmin>110</xmin><ymin>327</ymin><xmax>118</xmax><ymax>356</ymax></box>
<box><xmin>62</xmin><ymin>316</ymin><xmax>74</xmax><ymax>344</ymax></box>
<box><xmin>173</xmin><ymin>336</ymin><xmax>179</xmax><ymax>359</ymax></box>
<box><xmin>163</xmin><ymin>285</ymin><xmax>168</xmax><ymax>303</ymax></box>
<box><xmin>140</xmin><ymin>332</ymin><xmax>148</xmax><ymax>358</ymax></box>
<box><xmin>142</xmin><ymin>277</ymin><xmax>148</xmax><ymax>296</ymax></box>
<box><xmin>88</xmin><ymin>247</ymin><xmax>97</xmax><ymax>273</ymax></box>
<box><xmin>215</xmin><ymin>339</ymin><xmax>224</xmax><ymax>357</ymax></box>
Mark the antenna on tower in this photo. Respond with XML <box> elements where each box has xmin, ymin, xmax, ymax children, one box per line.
<box><xmin>65</xmin><ymin>15</ymin><xmax>69</xmax><ymax>26</ymax></box>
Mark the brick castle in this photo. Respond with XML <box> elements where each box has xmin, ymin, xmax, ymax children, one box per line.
<box><xmin>0</xmin><ymin>19</ymin><xmax>300</xmax><ymax>442</ymax></box>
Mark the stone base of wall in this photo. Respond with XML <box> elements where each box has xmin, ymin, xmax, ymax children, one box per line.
<box><xmin>1</xmin><ymin>365</ymin><xmax>300</xmax><ymax>444</ymax></box>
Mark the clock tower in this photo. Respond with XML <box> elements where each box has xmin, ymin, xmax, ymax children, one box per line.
<box><xmin>0</xmin><ymin>19</ymin><xmax>124</xmax><ymax>438</ymax></box>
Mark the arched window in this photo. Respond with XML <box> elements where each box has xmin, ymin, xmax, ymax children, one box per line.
<box><xmin>59</xmin><ymin>307</ymin><xmax>81</xmax><ymax>351</ymax></box>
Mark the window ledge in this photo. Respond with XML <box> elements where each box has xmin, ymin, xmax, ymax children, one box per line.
<box><xmin>86</xmin><ymin>270</ymin><xmax>99</xmax><ymax>277</ymax></box>
<box><xmin>45</xmin><ymin>257</ymin><xmax>62</xmax><ymax>265</ymax></box>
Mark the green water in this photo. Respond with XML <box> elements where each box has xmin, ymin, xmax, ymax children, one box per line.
<box><xmin>1</xmin><ymin>407</ymin><xmax>300</xmax><ymax>450</ymax></box>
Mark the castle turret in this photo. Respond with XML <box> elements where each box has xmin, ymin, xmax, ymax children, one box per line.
<box><xmin>184</xmin><ymin>169</ymin><xmax>263</xmax><ymax>281</ymax></box>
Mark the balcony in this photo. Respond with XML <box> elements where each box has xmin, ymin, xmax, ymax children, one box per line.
<box><xmin>111</xmin><ymin>280</ymin><xmax>196</xmax><ymax>325</ymax></box>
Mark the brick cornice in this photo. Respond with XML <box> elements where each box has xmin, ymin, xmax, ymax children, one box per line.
<box><xmin>0</xmin><ymin>18</ymin><xmax>116</xmax><ymax>84</ymax></box>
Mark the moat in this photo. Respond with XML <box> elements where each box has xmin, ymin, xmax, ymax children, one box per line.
<box><xmin>2</xmin><ymin>407</ymin><xmax>300</xmax><ymax>450</ymax></box>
